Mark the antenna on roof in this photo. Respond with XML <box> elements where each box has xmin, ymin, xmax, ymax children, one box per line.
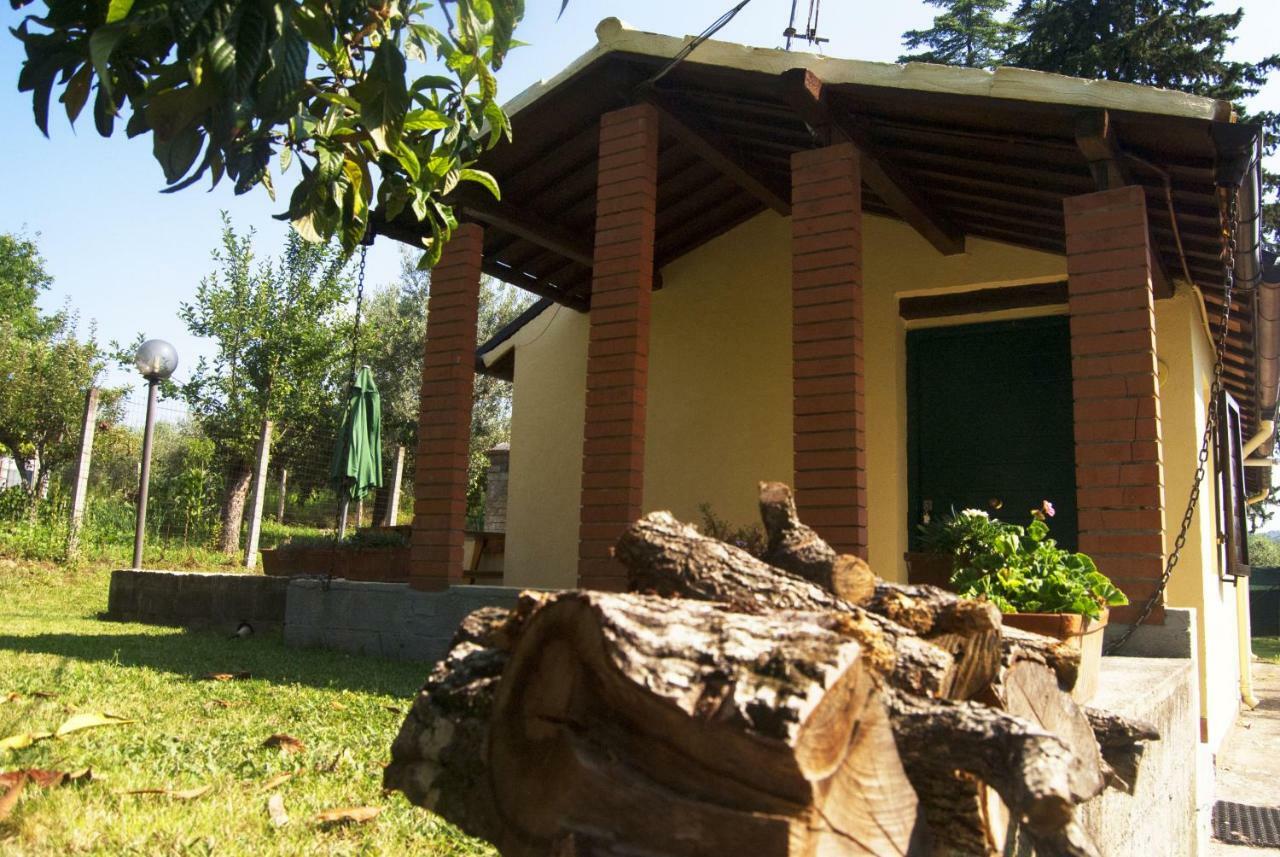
<box><xmin>783</xmin><ymin>0</ymin><xmax>828</xmax><ymax>51</ymax></box>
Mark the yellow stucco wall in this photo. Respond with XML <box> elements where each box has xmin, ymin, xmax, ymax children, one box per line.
<box><xmin>505</xmin><ymin>211</ymin><xmax>1066</xmax><ymax>582</ymax></box>
<box><xmin>1157</xmin><ymin>289</ymin><xmax>1242</xmax><ymax>748</ymax></box>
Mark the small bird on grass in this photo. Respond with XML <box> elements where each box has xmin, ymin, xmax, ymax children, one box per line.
<box><xmin>230</xmin><ymin>621</ymin><xmax>254</xmax><ymax>640</ymax></box>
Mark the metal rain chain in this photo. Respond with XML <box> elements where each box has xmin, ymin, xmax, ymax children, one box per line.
<box><xmin>1106</xmin><ymin>182</ymin><xmax>1243</xmax><ymax>655</ymax></box>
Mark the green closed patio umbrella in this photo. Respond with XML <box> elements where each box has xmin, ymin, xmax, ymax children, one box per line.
<box><xmin>331</xmin><ymin>365</ymin><xmax>383</xmax><ymax>536</ymax></box>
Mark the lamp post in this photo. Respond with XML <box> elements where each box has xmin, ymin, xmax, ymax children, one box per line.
<box><xmin>132</xmin><ymin>339</ymin><xmax>178</xmax><ymax>570</ymax></box>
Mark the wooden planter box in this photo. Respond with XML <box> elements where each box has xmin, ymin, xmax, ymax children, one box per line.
<box><xmin>1002</xmin><ymin>608</ymin><xmax>1108</xmax><ymax>703</ymax></box>
<box><xmin>260</xmin><ymin>545</ymin><xmax>411</xmax><ymax>583</ymax></box>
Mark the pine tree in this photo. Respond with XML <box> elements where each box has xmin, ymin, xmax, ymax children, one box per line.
<box><xmin>1007</xmin><ymin>0</ymin><xmax>1278</xmax><ymax>242</ymax></box>
<box><xmin>899</xmin><ymin>0</ymin><xmax>1018</xmax><ymax>69</ymax></box>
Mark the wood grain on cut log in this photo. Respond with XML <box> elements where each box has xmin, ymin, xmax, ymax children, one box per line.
<box><xmin>392</xmin><ymin>590</ymin><xmax>924</xmax><ymax>856</ymax></box>
<box><xmin>760</xmin><ymin>481</ymin><xmax>877</xmax><ymax>602</ymax></box>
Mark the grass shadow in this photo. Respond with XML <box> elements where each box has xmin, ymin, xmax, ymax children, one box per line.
<box><xmin>0</xmin><ymin>626</ymin><xmax>428</xmax><ymax>698</ymax></box>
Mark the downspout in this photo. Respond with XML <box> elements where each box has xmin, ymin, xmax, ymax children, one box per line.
<box><xmin>1212</xmin><ymin>122</ymin><xmax>1269</xmax><ymax>711</ymax></box>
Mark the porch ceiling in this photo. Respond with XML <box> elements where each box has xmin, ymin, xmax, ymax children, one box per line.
<box><xmin>370</xmin><ymin>34</ymin><xmax>1267</xmax><ymax>451</ymax></box>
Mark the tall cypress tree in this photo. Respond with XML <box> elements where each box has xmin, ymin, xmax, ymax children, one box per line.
<box><xmin>1007</xmin><ymin>0</ymin><xmax>1278</xmax><ymax>242</ymax></box>
<box><xmin>899</xmin><ymin>0</ymin><xmax>1018</xmax><ymax>68</ymax></box>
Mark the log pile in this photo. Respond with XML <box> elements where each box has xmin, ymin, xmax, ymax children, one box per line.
<box><xmin>386</xmin><ymin>483</ymin><xmax>1160</xmax><ymax>856</ymax></box>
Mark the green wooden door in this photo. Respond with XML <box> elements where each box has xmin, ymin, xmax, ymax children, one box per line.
<box><xmin>907</xmin><ymin>316</ymin><xmax>1077</xmax><ymax>549</ymax></box>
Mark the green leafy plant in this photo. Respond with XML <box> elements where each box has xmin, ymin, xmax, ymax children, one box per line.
<box><xmin>11</xmin><ymin>0</ymin><xmax>553</xmax><ymax>261</ymax></box>
<box><xmin>918</xmin><ymin>503</ymin><xmax>1127</xmax><ymax>619</ymax></box>
<box><xmin>697</xmin><ymin>502</ymin><xmax>765</xmax><ymax>558</ymax></box>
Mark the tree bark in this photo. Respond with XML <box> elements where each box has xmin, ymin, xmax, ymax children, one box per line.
<box><xmin>218</xmin><ymin>463</ymin><xmax>252</xmax><ymax>554</ymax></box>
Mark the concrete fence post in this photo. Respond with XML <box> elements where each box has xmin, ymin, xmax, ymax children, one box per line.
<box><xmin>243</xmin><ymin>419</ymin><xmax>273</xmax><ymax>569</ymax></box>
<box><xmin>276</xmin><ymin>467</ymin><xmax>287</xmax><ymax>522</ymax></box>
<box><xmin>66</xmin><ymin>386</ymin><xmax>99</xmax><ymax>557</ymax></box>
<box><xmin>385</xmin><ymin>445</ymin><xmax>405</xmax><ymax>526</ymax></box>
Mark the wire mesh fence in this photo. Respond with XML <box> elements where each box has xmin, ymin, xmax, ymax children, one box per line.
<box><xmin>0</xmin><ymin>384</ymin><xmax>416</xmax><ymax>568</ymax></box>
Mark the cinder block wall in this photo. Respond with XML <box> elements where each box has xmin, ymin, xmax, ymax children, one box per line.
<box><xmin>105</xmin><ymin>570</ymin><xmax>290</xmax><ymax>632</ymax></box>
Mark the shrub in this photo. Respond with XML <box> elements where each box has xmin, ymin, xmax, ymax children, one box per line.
<box><xmin>697</xmin><ymin>503</ymin><xmax>766</xmax><ymax>558</ymax></box>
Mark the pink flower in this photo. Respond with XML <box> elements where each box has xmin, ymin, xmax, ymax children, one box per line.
<box><xmin>1042</xmin><ymin>500</ymin><xmax>1056</xmax><ymax>518</ymax></box>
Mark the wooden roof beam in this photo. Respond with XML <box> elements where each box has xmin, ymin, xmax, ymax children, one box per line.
<box><xmin>1074</xmin><ymin>110</ymin><xmax>1173</xmax><ymax>297</ymax></box>
<box><xmin>780</xmin><ymin>68</ymin><xmax>966</xmax><ymax>257</ymax></box>
<box><xmin>642</xmin><ymin>92</ymin><xmax>791</xmax><ymax>217</ymax></box>
<box><xmin>459</xmin><ymin>197</ymin><xmax>594</xmax><ymax>268</ymax></box>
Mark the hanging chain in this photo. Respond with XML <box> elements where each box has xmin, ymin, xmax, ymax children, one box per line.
<box><xmin>1106</xmin><ymin>189</ymin><xmax>1240</xmax><ymax>654</ymax></box>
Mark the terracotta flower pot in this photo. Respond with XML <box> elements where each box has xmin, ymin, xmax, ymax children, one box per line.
<box><xmin>903</xmin><ymin>552</ymin><xmax>956</xmax><ymax>591</ymax></box>
<box><xmin>1000</xmin><ymin>607</ymin><xmax>1108</xmax><ymax>703</ymax></box>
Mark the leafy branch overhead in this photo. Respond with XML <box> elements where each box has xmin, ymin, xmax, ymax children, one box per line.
<box><xmin>11</xmin><ymin>0</ymin><xmax>558</xmax><ymax>263</ymax></box>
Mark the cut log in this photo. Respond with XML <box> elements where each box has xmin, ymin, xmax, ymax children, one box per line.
<box><xmin>617</xmin><ymin>511</ymin><xmax>955</xmax><ymax>699</ymax></box>
<box><xmin>1084</xmin><ymin>707</ymin><xmax>1160</xmax><ymax>794</ymax></box>
<box><xmin>388</xmin><ymin>484</ymin><xmax>1156</xmax><ymax>857</ymax></box>
<box><xmin>389</xmin><ymin>591</ymin><xmax>924</xmax><ymax>856</ymax></box>
<box><xmin>759</xmin><ymin>481</ymin><xmax>878</xmax><ymax>602</ymax></box>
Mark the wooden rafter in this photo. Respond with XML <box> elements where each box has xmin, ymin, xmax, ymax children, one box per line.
<box><xmin>643</xmin><ymin>92</ymin><xmax>792</xmax><ymax>217</ymax></box>
<box><xmin>458</xmin><ymin>197</ymin><xmax>594</xmax><ymax>268</ymax></box>
<box><xmin>779</xmin><ymin>67</ymin><xmax>966</xmax><ymax>257</ymax></box>
<box><xmin>1074</xmin><ymin>110</ymin><xmax>1173</xmax><ymax>297</ymax></box>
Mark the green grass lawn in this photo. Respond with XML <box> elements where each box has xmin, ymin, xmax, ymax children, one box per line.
<box><xmin>0</xmin><ymin>558</ymin><xmax>495</xmax><ymax>855</ymax></box>
<box><xmin>1255</xmin><ymin>637</ymin><xmax>1280</xmax><ymax>664</ymax></box>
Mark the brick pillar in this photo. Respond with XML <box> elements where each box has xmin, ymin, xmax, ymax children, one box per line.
<box><xmin>1065</xmin><ymin>186</ymin><xmax>1165</xmax><ymax>624</ymax></box>
<box><xmin>409</xmin><ymin>223</ymin><xmax>483</xmax><ymax>590</ymax></box>
<box><xmin>790</xmin><ymin>143</ymin><xmax>867</xmax><ymax>557</ymax></box>
<box><xmin>576</xmin><ymin>103</ymin><xmax>659</xmax><ymax>590</ymax></box>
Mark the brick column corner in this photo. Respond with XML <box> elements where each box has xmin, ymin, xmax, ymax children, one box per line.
<box><xmin>410</xmin><ymin>222</ymin><xmax>484</xmax><ymax>590</ymax></box>
<box><xmin>576</xmin><ymin>103</ymin><xmax>659</xmax><ymax>591</ymax></box>
<box><xmin>790</xmin><ymin>142</ymin><xmax>867</xmax><ymax>557</ymax></box>
<box><xmin>1064</xmin><ymin>185</ymin><xmax>1166</xmax><ymax>624</ymax></box>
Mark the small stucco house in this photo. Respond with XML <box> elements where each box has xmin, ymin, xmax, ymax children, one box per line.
<box><xmin>374</xmin><ymin>20</ymin><xmax>1278</xmax><ymax>758</ymax></box>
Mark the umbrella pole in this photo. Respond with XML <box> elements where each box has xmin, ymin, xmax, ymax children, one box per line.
<box><xmin>338</xmin><ymin>496</ymin><xmax>350</xmax><ymax>540</ymax></box>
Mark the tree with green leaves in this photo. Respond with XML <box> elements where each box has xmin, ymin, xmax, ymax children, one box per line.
<box><xmin>899</xmin><ymin>0</ymin><xmax>1017</xmax><ymax>69</ymax></box>
<box><xmin>360</xmin><ymin>246</ymin><xmax>530</xmax><ymax>524</ymax></box>
<box><xmin>176</xmin><ymin>217</ymin><xmax>351</xmax><ymax>552</ymax></box>
<box><xmin>10</xmin><ymin>0</ymin><xmax>557</xmax><ymax>263</ymax></box>
<box><xmin>1007</xmin><ymin>0</ymin><xmax>1278</xmax><ymax>243</ymax></box>
<box><xmin>0</xmin><ymin>232</ymin><xmax>109</xmax><ymax>496</ymax></box>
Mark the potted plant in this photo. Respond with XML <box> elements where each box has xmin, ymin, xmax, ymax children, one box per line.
<box><xmin>917</xmin><ymin>502</ymin><xmax>1128</xmax><ymax>701</ymax></box>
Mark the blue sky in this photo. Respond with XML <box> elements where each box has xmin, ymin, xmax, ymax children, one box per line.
<box><xmin>1</xmin><ymin>0</ymin><xmax>1276</xmax><ymax>390</ymax></box>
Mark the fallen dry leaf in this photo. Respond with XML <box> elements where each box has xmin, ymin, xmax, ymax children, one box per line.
<box><xmin>329</xmin><ymin>700</ymin><xmax>347</xmax><ymax>711</ymax></box>
<box><xmin>200</xmin><ymin>672</ymin><xmax>251</xmax><ymax>682</ymax></box>
<box><xmin>384</xmin><ymin>706</ymin><xmax>403</xmax><ymax>715</ymax></box>
<box><xmin>0</xmin><ymin>768</ymin><xmax>92</xmax><ymax>789</ymax></box>
<box><xmin>315</xmin><ymin>806</ymin><xmax>382</xmax><ymax>825</ymax></box>
<box><xmin>0</xmin><ymin>773</ymin><xmax>26</xmax><ymax>820</ymax></box>
<box><xmin>0</xmin><ymin>731</ymin><xmax>53</xmax><ymax>753</ymax></box>
<box><xmin>55</xmin><ymin>712</ymin><xmax>134</xmax><ymax>737</ymax></box>
<box><xmin>1</xmin><ymin>693</ymin><xmax>20</xmax><ymax>705</ymax></box>
<box><xmin>31</xmin><ymin>691</ymin><xmax>56</xmax><ymax>700</ymax></box>
<box><xmin>267</xmin><ymin>793</ymin><xmax>290</xmax><ymax>827</ymax></box>
<box><xmin>123</xmin><ymin>785</ymin><xmax>212</xmax><ymax>801</ymax></box>
<box><xmin>209</xmin><ymin>699</ymin><xmax>233</xmax><ymax>709</ymax></box>
<box><xmin>259</xmin><ymin>770</ymin><xmax>299</xmax><ymax>791</ymax></box>
<box><xmin>262</xmin><ymin>734</ymin><xmax>305</xmax><ymax>754</ymax></box>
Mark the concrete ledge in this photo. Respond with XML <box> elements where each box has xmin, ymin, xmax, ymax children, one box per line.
<box><xmin>1074</xmin><ymin>657</ymin><xmax>1198</xmax><ymax>856</ymax></box>
<box><xmin>1102</xmin><ymin>606</ymin><xmax>1195</xmax><ymax>658</ymax></box>
<box><xmin>283</xmin><ymin>579</ymin><xmax>524</xmax><ymax>662</ymax></box>
<box><xmin>105</xmin><ymin>569</ymin><xmax>291</xmax><ymax>632</ymax></box>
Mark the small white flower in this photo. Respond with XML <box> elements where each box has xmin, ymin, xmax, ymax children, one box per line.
<box><xmin>959</xmin><ymin>509</ymin><xmax>989</xmax><ymax>519</ymax></box>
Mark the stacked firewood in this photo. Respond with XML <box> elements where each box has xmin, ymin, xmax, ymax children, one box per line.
<box><xmin>385</xmin><ymin>483</ymin><xmax>1159</xmax><ymax>856</ymax></box>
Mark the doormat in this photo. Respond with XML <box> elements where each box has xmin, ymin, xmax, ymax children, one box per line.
<box><xmin>1213</xmin><ymin>801</ymin><xmax>1280</xmax><ymax>847</ymax></box>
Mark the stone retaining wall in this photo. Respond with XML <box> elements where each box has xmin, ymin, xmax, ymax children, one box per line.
<box><xmin>283</xmin><ymin>579</ymin><xmax>522</xmax><ymax>662</ymax></box>
<box><xmin>105</xmin><ymin>569</ymin><xmax>291</xmax><ymax>632</ymax></box>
